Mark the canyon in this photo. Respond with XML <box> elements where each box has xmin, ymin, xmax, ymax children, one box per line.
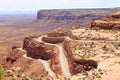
<box><xmin>1</xmin><ymin>8</ymin><xmax>120</xmax><ymax>54</ymax></box>
<box><xmin>1</xmin><ymin>9</ymin><xmax>120</xmax><ymax>80</ymax></box>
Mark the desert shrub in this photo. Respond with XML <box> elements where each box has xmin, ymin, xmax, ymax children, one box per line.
<box><xmin>0</xmin><ymin>65</ymin><xmax>6</xmax><ymax>80</ymax></box>
<box><xmin>10</xmin><ymin>78</ymin><xmax>17</xmax><ymax>80</ymax></box>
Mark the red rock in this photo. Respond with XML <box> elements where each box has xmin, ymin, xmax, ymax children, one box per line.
<box><xmin>42</xmin><ymin>37</ymin><xmax>64</xmax><ymax>44</ymax></box>
<box><xmin>12</xmin><ymin>46</ymin><xmax>20</xmax><ymax>50</ymax></box>
<box><xmin>23</xmin><ymin>36</ymin><xmax>35</xmax><ymax>50</ymax></box>
<box><xmin>63</xmin><ymin>39</ymin><xmax>98</xmax><ymax>74</ymax></box>
<box><xmin>23</xmin><ymin>37</ymin><xmax>58</xmax><ymax>59</ymax></box>
<box><xmin>0</xmin><ymin>48</ymin><xmax>25</xmax><ymax>68</ymax></box>
<box><xmin>23</xmin><ymin>36</ymin><xmax>64</xmax><ymax>77</ymax></box>
<box><xmin>50</xmin><ymin>55</ymin><xmax>62</xmax><ymax>77</ymax></box>
<box><xmin>47</xmin><ymin>32</ymin><xmax>66</xmax><ymax>37</ymax></box>
<box><xmin>111</xmin><ymin>12</ymin><xmax>120</xmax><ymax>18</ymax></box>
<box><xmin>7</xmin><ymin>49</ymin><xmax>25</xmax><ymax>62</ymax></box>
<box><xmin>91</xmin><ymin>12</ymin><xmax>120</xmax><ymax>29</ymax></box>
<box><xmin>91</xmin><ymin>20</ymin><xmax>113</xmax><ymax>29</ymax></box>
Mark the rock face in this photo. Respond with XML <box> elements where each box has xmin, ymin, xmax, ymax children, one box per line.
<box><xmin>0</xmin><ymin>48</ymin><xmax>26</xmax><ymax>68</ymax></box>
<box><xmin>111</xmin><ymin>11</ymin><xmax>120</xmax><ymax>18</ymax></box>
<box><xmin>37</xmin><ymin>9</ymin><xmax>107</xmax><ymax>20</ymax></box>
<box><xmin>23</xmin><ymin>36</ymin><xmax>62</xmax><ymax>77</ymax></box>
<box><xmin>91</xmin><ymin>11</ymin><xmax>120</xmax><ymax>29</ymax></box>
<box><xmin>63</xmin><ymin>40</ymin><xmax>98</xmax><ymax>74</ymax></box>
<box><xmin>42</xmin><ymin>37</ymin><xmax>64</xmax><ymax>44</ymax></box>
<box><xmin>22</xmin><ymin>35</ymin><xmax>98</xmax><ymax>78</ymax></box>
<box><xmin>47</xmin><ymin>32</ymin><xmax>66</xmax><ymax>37</ymax></box>
<box><xmin>35</xmin><ymin>9</ymin><xmax>114</xmax><ymax>30</ymax></box>
<box><xmin>50</xmin><ymin>54</ymin><xmax>62</xmax><ymax>77</ymax></box>
<box><xmin>91</xmin><ymin>20</ymin><xmax>114</xmax><ymax>29</ymax></box>
<box><xmin>23</xmin><ymin>36</ymin><xmax>58</xmax><ymax>60</ymax></box>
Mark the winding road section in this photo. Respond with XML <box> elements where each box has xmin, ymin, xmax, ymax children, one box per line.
<box><xmin>23</xmin><ymin>54</ymin><xmax>56</xmax><ymax>77</ymax></box>
<box><xmin>22</xmin><ymin>35</ymin><xmax>71</xmax><ymax>78</ymax></box>
<box><xmin>22</xmin><ymin>34</ymin><xmax>120</xmax><ymax>78</ymax></box>
<box><xmin>35</xmin><ymin>35</ymin><xmax>71</xmax><ymax>77</ymax></box>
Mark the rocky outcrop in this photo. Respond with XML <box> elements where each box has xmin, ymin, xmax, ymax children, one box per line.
<box><xmin>50</xmin><ymin>55</ymin><xmax>62</xmax><ymax>77</ymax></box>
<box><xmin>47</xmin><ymin>32</ymin><xmax>66</xmax><ymax>37</ymax></box>
<box><xmin>0</xmin><ymin>48</ymin><xmax>26</xmax><ymax>68</ymax></box>
<box><xmin>91</xmin><ymin>11</ymin><xmax>120</xmax><ymax>29</ymax></box>
<box><xmin>23</xmin><ymin>35</ymin><xmax>98</xmax><ymax>77</ymax></box>
<box><xmin>23</xmin><ymin>36</ymin><xmax>37</xmax><ymax>50</ymax></box>
<box><xmin>7</xmin><ymin>49</ymin><xmax>25</xmax><ymax>62</ymax></box>
<box><xmin>63</xmin><ymin>39</ymin><xmax>98</xmax><ymax>74</ymax></box>
<box><xmin>42</xmin><ymin>37</ymin><xmax>64</xmax><ymax>44</ymax></box>
<box><xmin>47</xmin><ymin>28</ymin><xmax>70</xmax><ymax>37</ymax></box>
<box><xmin>91</xmin><ymin>20</ymin><xmax>114</xmax><ymax>29</ymax></box>
<box><xmin>23</xmin><ymin>36</ymin><xmax>58</xmax><ymax>60</ymax></box>
<box><xmin>111</xmin><ymin>11</ymin><xmax>120</xmax><ymax>18</ymax></box>
<box><xmin>23</xmin><ymin>36</ymin><xmax>62</xmax><ymax>77</ymax></box>
<box><xmin>91</xmin><ymin>20</ymin><xmax>120</xmax><ymax>29</ymax></box>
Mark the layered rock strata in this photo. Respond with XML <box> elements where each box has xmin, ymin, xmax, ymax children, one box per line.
<box><xmin>22</xmin><ymin>33</ymin><xmax>98</xmax><ymax>78</ymax></box>
<box><xmin>42</xmin><ymin>37</ymin><xmax>64</xmax><ymax>44</ymax></box>
<box><xmin>63</xmin><ymin>39</ymin><xmax>98</xmax><ymax>74</ymax></box>
<box><xmin>91</xmin><ymin>11</ymin><xmax>120</xmax><ymax>29</ymax></box>
<box><xmin>23</xmin><ymin>35</ymin><xmax>63</xmax><ymax>77</ymax></box>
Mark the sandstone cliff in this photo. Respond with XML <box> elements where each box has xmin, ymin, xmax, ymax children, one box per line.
<box><xmin>91</xmin><ymin>11</ymin><xmax>120</xmax><ymax>29</ymax></box>
<box><xmin>2</xmin><ymin>11</ymin><xmax>120</xmax><ymax>80</ymax></box>
<box><xmin>34</xmin><ymin>9</ymin><xmax>113</xmax><ymax>31</ymax></box>
<box><xmin>37</xmin><ymin>9</ymin><xmax>107</xmax><ymax>20</ymax></box>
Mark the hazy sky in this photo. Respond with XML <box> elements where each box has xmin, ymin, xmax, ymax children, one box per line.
<box><xmin>0</xmin><ymin>0</ymin><xmax>120</xmax><ymax>12</ymax></box>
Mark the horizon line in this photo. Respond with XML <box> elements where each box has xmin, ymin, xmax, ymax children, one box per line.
<box><xmin>0</xmin><ymin>7</ymin><xmax>119</xmax><ymax>14</ymax></box>
<box><xmin>0</xmin><ymin>7</ymin><xmax>120</xmax><ymax>12</ymax></box>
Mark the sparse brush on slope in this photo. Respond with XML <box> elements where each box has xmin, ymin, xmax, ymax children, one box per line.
<box><xmin>0</xmin><ymin>65</ymin><xmax>6</xmax><ymax>80</ymax></box>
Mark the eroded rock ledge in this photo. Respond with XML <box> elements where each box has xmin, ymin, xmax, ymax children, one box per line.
<box><xmin>91</xmin><ymin>11</ymin><xmax>120</xmax><ymax>29</ymax></box>
<box><xmin>22</xmin><ymin>32</ymin><xmax>98</xmax><ymax>78</ymax></box>
<box><xmin>23</xmin><ymin>36</ymin><xmax>58</xmax><ymax>60</ymax></box>
<box><xmin>63</xmin><ymin>39</ymin><xmax>98</xmax><ymax>74</ymax></box>
<box><xmin>0</xmin><ymin>30</ymin><xmax>98</xmax><ymax>79</ymax></box>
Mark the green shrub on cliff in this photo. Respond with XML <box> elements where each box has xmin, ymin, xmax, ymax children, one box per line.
<box><xmin>0</xmin><ymin>65</ymin><xmax>6</xmax><ymax>80</ymax></box>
